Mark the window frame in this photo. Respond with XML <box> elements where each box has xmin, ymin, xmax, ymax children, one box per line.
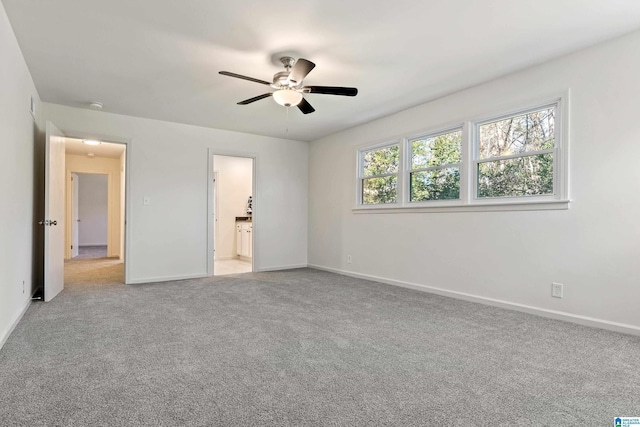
<box><xmin>405</xmin><ymin>125</ymin><xmax>465</xmax><ymax>207</ymax></box>
<box><xmin>356</xmin><ymin>140</ymin><xmax>402</xmax><ymax>206</ymax></box>
<box><xmin>354</xmin><ymin>92</ymin><xmax>570</xmax><ymax>212</ymax></box>
<box><xmin>471</xmin><ymin>101</ymin><xmax>563</xmax><ymax>203</ymax></box>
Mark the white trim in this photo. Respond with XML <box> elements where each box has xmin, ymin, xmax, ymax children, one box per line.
<box><xmin>476</xmin><ymin>148</ymin><xmax>554</xmax><ymax>164</ymax></box>
<box><xmin>354</xmin><ymin>199</ymin><xmax>569</xmax><ymax>213</ymax></box>
<box><xmin>308</xmin><ymin>264</ymin><xmax>640</xmax><ymax>337</ymax></box>
<box><xmin>256</xmin><ymin>264</ymin><xmax>308</xmax><ymax>272</ymax></box>
<box><xmin>127</xmin><ymin>273</ymin><xmax>208</xmax><ymax>285</ymax></box>
<box><xmin>0</xmin><ymin>300</ymin><xmax>31</xmax><ymax>351</ymax></box>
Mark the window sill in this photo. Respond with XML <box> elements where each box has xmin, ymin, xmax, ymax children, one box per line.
<box><xmin>352</xmin><ymin>199</ymin><xmax>570</xmax><ymax>214</ymax></box>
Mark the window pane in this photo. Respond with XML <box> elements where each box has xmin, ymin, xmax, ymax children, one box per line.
<box><xmin>410</xmin><ymin>167</ymin><xmax>460</xmax><ymax>201</ymax></box>
<box><xmin>363</xmin><ymin>145</ymin><xmax>399</xmax><ymax>177</ymax></box>
<box><xmin>411</xmin><ymin>130</ymin><xmax>461</xmax><ymax>169</ymax></box>
<box><xmin>478</xmin><ymin>107</ymin><xmax>555</xmax><ymax>159</ymax></box>
<box><xmin>362</xmin><ymin>176</ymin><xmax>397</xmax><ymax>204</ymax></box>
<box><xmin>478</xmin><ymin>153</ymin><xmax>553</xmax><ymax>198</ymax></box>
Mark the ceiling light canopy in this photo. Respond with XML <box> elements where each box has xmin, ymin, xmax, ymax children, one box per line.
<box><xmin>83</xmin><ymin>139</ymin><xmax>102</xmax><ymax>146</ymax></box>
<box><xmin>272</xmin><ymin>89</ymin><xmax>303</xmax><ymax>107</ymax></box>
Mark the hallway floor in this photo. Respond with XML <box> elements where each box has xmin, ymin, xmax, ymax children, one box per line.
<box><xmin>75</xmin><ymin>245</ymin><xmax>108</xmax><ymax>259</ymax></box>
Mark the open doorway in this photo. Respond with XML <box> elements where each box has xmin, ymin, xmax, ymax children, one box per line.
<box><xmin>212</xmin><ymin>155</ymin><xmax>254</xmax><ymax>276</ymax></box>
<box><xmin>64</xmin><ymin>138</ymin><xmax>126</xmax><ymax>285</ymax></box>
<box><xmin>71</xmin><ymin>173</ymin><xmax>108</xmax><ymax>258</ymax></box>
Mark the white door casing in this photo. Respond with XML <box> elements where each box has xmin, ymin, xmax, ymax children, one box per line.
<box><xmin>44</xmin><ymin>121</ymin><xmax>66</xmax><ymax>302</ymax></box>
<box><xmin>72</xmin><ymin>173</ymin><xmax>79</xmax><ymax>258</ymax></box>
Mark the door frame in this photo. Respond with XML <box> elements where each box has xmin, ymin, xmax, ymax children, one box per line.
<box><xmin>59</xmin><ymin>130</ymin><xmax>132</xmax><ymax>284</ymax></box>
<box><xmin>71</xmin><ymin>173</ymin><xmax>79</xmax><ymax>258</ymax></box>
<box><xmin>65</xmin><ymin>171</ymin><xmax>112</xmax><ymax>259</ymax></box>
<box><xmin>207</xmin><ymin>149</ymin><xmax>257</xmax><ymax>276</ymax></box>
<box><xmin>212</xmin><ymin>170</ymin><xmax>219</xmax><ymax>261</ymax></box>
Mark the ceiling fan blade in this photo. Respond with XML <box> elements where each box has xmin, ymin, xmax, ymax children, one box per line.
<box><xmin>305</xmin><ymin>86</ymin><xmax>358</xmax><ymax>96</ymax></box>
<box><xmin>237</xmin><ymin>93</ymin><xmax>272</xmax><ymax>105</ymax></box>
<box><xmin>219</xmin><ymin>71</ymin><xmax>271</xmax><ymax>86</ymax></box>
<box><xmin>288</xmin><ymin>58</ymin><xmax>316</xmax><ymax>85</ymax></box>
<box><xmin>297</xmin><ymin>97</ymin><xmax>315</xmax><ymax>114</ymax></box>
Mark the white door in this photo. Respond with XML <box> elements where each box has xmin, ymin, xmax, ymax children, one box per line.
<box><xmin>72</xmin><ymin>173</ymin><xmax>79</xmax><ymax>258</ymax></box>
<box><xmin>43</xmin><ymin>121</ymin><xmax>66</xmax><ymax>302</ymax></box>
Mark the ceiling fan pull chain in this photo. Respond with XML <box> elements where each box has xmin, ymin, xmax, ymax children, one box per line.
<box><xmin>286</xmin><ymin>105</ymin><xmax>289</xmax><ymax>134</ymax></box>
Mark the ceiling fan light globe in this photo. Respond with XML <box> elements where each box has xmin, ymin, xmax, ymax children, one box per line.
<box><xmin>273</xmin><ymin>89</ymin><xmax>303</xmax><ymax>107</ymax></box>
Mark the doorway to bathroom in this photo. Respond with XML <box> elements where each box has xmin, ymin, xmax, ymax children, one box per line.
<box><xmin>211</xmin><ymin>154</ymin><xmax>254</xmax><ymax>276</ymax></box>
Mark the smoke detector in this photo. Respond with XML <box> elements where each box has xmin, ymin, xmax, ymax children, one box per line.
<box><xmin>89</xmin><ymin>102</ymin><xmax>103</xmax><ymax>110</ymax></box>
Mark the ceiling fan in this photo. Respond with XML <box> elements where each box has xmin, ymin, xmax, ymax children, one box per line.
<box><xmin>219</xmin><ymin>57</ymin><xmax>358</xmax><ymax>114</ymax></box>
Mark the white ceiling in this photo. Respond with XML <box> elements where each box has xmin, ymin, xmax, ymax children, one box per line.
<box><xmin>65</xmin><ymin>138</ymin><xmax>125</xmax><ymax>159</ymax></box>
<box><xmin>4</xmin><ymin>1</ymin><xmax>640</xmax><ymax>142</ymax></box>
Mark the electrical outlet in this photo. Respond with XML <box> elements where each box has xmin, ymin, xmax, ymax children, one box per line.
<box><xmin>346</xmin><ymin>255</ymin><xmax>352</xmax><ymax>264</ymax></box>
<box><xmin>552</xmin><ymin>282</ymin><xmax>563</xmax><ymax>298</ymax></box>
<box><xmin>143</xmin><ymin>196</ymin><xmax>151</xmax><ymax>206</ymax></box>
<box><xmin>22</xmin><ymin>280</ymin><xmax>25</xmax><ymax>294</ymax></box>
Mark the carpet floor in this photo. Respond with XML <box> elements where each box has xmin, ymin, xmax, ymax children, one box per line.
<box><xmin>1</xmin><ymin>267</ymin><xmax>639</xmax><ymax>426</ymax></box>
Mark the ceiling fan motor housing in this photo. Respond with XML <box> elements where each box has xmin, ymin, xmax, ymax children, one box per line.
<box><xmin>272</xmin><ymin>71</ymin><xmax>291</xmax><ymax>88</ymax></box>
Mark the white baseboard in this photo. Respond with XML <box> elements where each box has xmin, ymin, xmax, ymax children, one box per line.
<box><xmin>0</xmin><ymin>299</ymin><xmax>31</xmax><ymax>351</ymax></box>
<box><xmin>256</xmin><ymin>264</ymin><xmax>308</xmax><ymax>272</ymax></box>
<box><xmin>308</xmin><ymin>264</ymin><xmax>640</xmax><ymax>337</ymax></box>
<box><xmin>127</xmin><ymin>273</ymin><xmax>209</xmax><ymax>285</ymax></box>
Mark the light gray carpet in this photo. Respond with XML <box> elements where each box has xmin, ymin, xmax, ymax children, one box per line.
<box><xmin>1</xmin><ymin>267</ymin><xmax>639</xmax><ymax>426</ymax></box>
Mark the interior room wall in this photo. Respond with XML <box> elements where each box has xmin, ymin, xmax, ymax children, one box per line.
<box><xmin>44</xmin><ymin>103</ymin><xmax>309</xmax><ymax>283</ymax></box>
<box><xmin>308</xmin><ymin>29</ymin><xmax>640</xmax><ymax>333</ymax></box>
<box><xmin>65</xmin><ymin>153</ymin><xmax>122</xmax><ymax>258</ymax></box>
<box><xmin>213</xmin><ymin>155</ymin><xmax>253</xmax><ymax>260</ymax></box>
<box><xmin>0</xmin><ymin>1</ymin><xmax>43</xmax><ymax>348</ymax></box>
<box><xmin>77</xmin><ymin>174</ymin><xmax>108</xmax><ymax>246</ymax></box>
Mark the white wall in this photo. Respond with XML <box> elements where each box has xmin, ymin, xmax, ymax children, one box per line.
<box><xmin>65</xmin><ymin>153</ymin><xmax>122</xmax><ymax>258</ymax></box>
<box><xmin>0</xmin><ymin>1</ymin><xmax>42</xmax><ymax>348</ymax></box>
<box><xmin>309</xmin><ymin>30</ymin><xmax>640</xmax><ymax>332</ymax></box>
<box><xmin>44</xmin><ymin>103</ymin><xmax>308</xmax><ymax>283</ymax></box>
<box><xmin>77</xmin><ymin>173</ymin><xmax>108</xmax><ymax>246</ymax></box>
<box><xmin>213</xmin><ymin>155</ymin><xmax>252</xmax><ymax>260</ymax></box>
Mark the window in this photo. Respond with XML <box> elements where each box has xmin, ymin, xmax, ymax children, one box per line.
<box><xmin>475</xmin><ymin>105</ymin><xmax>556</xmax><ymax>199</ymax></box>
<box><xmin>409</xmin><ymin>129</ymin><xmax>462</xmax><ymax>202</ymax></box>
<box><xmin>359</xmin><ymin>144</ymin><xmax>399</xmax><ymax>204</ymax></box>
<box><xmin>355</xmin><ymin>95</ymin><xmax>568</xmax><ymax>211</ymax></box>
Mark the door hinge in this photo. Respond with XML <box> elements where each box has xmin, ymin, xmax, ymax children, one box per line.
<box><xmin>71</xmin><ymin>245</ymin><xmax>73</xmax><ymax>249</ymax></box>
